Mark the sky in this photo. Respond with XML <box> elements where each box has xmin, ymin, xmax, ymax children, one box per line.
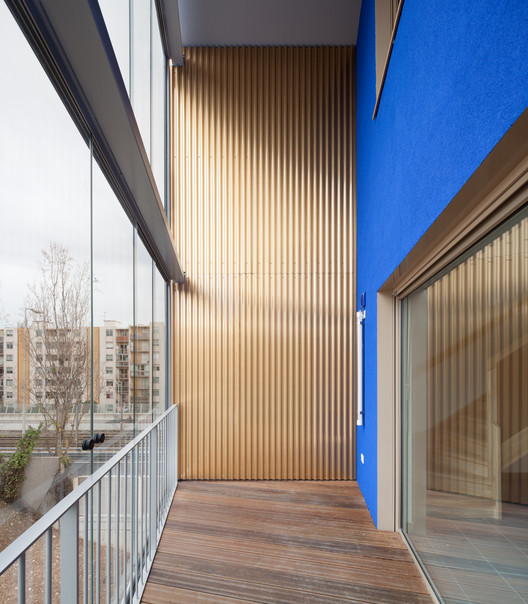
<box><xmin>0</xmin><ymin>1</ymin><xmax>145</xmax><ymax>327</ymax></box>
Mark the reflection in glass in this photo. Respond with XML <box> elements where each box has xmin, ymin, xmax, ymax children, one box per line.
<box><xmin>134</xmin><ymin>234</ymin><xmax>153</xmax><ymax>428</ymax></box>
<box><xmin>98</xmin><ymin>0</ymin><xmax>130</xmax><ymax>92</ymax></box>
<box><xmin>402</xmin><ymin>206</ymin><xmax>528</xmax><ymax>603</ymax></box>
<box><xmin>153</xmin><ymin>266</ymin><xmax>167</xmax><ymax>419</ymax></box>
<box><xmin>151</xmin><ymin>0</ymin><xmax>166</xmax><ymax>208</ymax></box>
<box><xmin>131</xmin><ymin>0</ymin><xmax>151</xmax><ymax>159</ymax></box>
<box><xmin>92</xmin><ymin>159</ymin><xmax>134</xmax><ymax>459</ymax></box>
<box><xmin>0</xmin><ymin>0</ymin><xmax>90</xmax><ymax>547</ymax></box>
<box><xmin>99</xmin><ymin>0</ymin><xmax>167</xmax><ymax>210</ymax></box>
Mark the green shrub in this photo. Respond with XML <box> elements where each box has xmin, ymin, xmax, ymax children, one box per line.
<box><xmin>0</xmin><ymin>424</ymin><xmax>42</xmax><ymax>503</ymax></box>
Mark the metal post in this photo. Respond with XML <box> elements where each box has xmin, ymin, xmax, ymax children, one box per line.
<box><xmin>45</xmin><ymin>528</ymin><xmax>52</xmax><ymax>604</ymax></box>
<box><xmin>18</xmin><ymin>552</ymin><xmax>25</xmax><ymax>604</ymax></box>
<box><xmin>22</xmin><ymin>311</ymin><xmax>27</xmax><ymax>435</ymax></box>
<box><xmin>60</xmin><ymin>501</ymin><xmax>79</xmax><ymax>603</ymax></box>
<box><xmin>106</xmin><ymin>469</ymin><xmax>112</xmax><ymax>604</ymax></box>
<box><xmin>149</xmin><ymin>427</ymin><xmax>158</xmax><ymax>558</ymax></box>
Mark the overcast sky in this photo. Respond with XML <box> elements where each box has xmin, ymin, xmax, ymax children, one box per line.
<box><xmin>0</xmin><ymin>1</ymin><xmax>137</xmax><ymax>327</ymax></box>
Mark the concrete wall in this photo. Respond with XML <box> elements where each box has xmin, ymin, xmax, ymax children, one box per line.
<box><xmin>20</xmin><ymin>456</ymin><xmax>60</xmax><ymax>513</ymax></box>
<box><xmin>355</xmin><ymin>0</ymin><xmax>528</xmax><ymax>524</ymax></box>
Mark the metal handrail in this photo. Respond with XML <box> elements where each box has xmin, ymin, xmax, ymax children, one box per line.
<box><xmin>0</xmin><ymin>404</ymin><xmax>178</xmax><ymax>603</ymax></box>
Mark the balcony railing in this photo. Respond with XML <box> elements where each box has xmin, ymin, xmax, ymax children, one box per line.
<box><xmin>0</xmin><ymin>404</ymin><xmax>178</xmax><ymax>603</ymax></box>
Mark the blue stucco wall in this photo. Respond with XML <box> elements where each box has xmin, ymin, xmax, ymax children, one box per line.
<box><xmin>356</xmin><ymin>0</ymin><xmax>528</xmax><ymax>525</ymax></box>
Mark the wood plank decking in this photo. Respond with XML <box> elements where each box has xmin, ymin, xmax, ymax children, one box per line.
<box><xmin>142</xmin><ymin>481</ymin><xmax>432</xmax><ymax>603</ymax></box>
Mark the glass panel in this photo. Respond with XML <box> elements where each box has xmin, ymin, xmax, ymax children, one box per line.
<box><xmin>0</xmin><ymin>0</ymin><xmax>90</xmax><ymax>544</ymax></box>
<box><xmin>131</xmin><ymin>0</ymin><xmax>151</xmax><ymax>159</ymax></box>
<box><xmin>151</xmin><ymin>0</ymin><xmax>166</xmax><ymax>208</ymax></box>
<box><xmin>134</xmin><ymin>234</ymin><xmax>153</xmax><ymax>428</ymax></box>
<box><xmin>92</xmin><ymin>159</ymin><xmax>134</xmax><ymax>459</ymax></box>
<box><xmin>402</xmin><ymin>205</ymin><xmax>528</xmax><ymax>603</ymax></box>
<box><xmin>98</xmin><ymin>0</ymin><xmax>130</xmax><ymax>92</ymax></box>
<box><xmin>153</xmin><ymin>266</ymin><xmax>167</xmax><ymax>418</ymax></box>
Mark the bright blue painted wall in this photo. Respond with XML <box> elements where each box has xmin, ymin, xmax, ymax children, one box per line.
<box><xmin>356</xmin><ymin>0</ymin><xmax>528</xmax><ymax>525</ymax></box>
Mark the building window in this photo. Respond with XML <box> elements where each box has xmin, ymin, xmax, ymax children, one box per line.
<box><xmin>106</xmin><ymin>354</ymin><xmax>113</xmax><ymax>361</ymax></box>
<box><xmin>6</xmin><ymin>380</ymin><xmax>13</xmax><ymax>386</ymax></box>
<box><xmin>106</xmin><ymin>329</ymin><xmax>113</xmax><ymax>337</ymax></box>
<box><xmin>6</xmin><ymin>355</ymin><xmax>12</xmax><ymax>361</ymax></box>
<box><xmin>401</xmin><ymin>204</ymin><xmax>528</xmax><ymax>602</ymax></box>
<box><xmin>6</xmin><ymin>330</ymin><xmax>13</xmax><ymax>337</ymax></box>
<box><xmin>106</xmin><ymin>367</ymin><xmax>113</xmax><ymax>374</ymax></box>
<box><xmin>6</xmin><ymin>392</ymin><xmax>12</xmax><ymax>399</ymax></box>
<box><xmin>106</xmin><ymin>392</ymin><xmax>113</xmax><ymax>399</ymax></box>
<box><xmin>106</xmin><ymin>380</ymin><xmax>113</xmax><ymax>387</ymax></box>
<box><xmin>6</xmin><ymin>367</ymin><xmax>13</xmax><ymax>374</ymax></box>
<box><xmin>6</xmin><ymin>343</ymin><xmax>13</xmax><ymax>350</ymax></box>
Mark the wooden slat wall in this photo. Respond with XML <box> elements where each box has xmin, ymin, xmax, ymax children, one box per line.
<box><xmin>171</xmin><ymin>46</ymin><xmax>355</xmax><ymax>480</ymax></box>
<box><xmin>427</xmin><ymin>213</ymin><xmax>528</xmax><ymax>503</ymax></box>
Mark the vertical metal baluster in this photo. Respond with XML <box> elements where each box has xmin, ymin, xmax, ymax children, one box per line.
<box><xmin>176</xmin><ymin>407</ymin><xmax>179</xmax><ymax>488</ymax></box>
<box><xmin>97</xmin><ymin>480</ymin><xmax>101</xmax><ymax>604</ymax></box>
<box><xmin>156</xmin><ymin>426</ymin><xmax>160</xmax><ymax>528</ymax></box>
<box><xmin>130</xmin><ymin>447</ymin><xmax>137</xmax><ymax>601</ymax></box>
<box><xmin>149</xmin><ymin>428</ymin><xmax>158</xmax><ymax>559</ymax></box>
<box><xmin>45</xmin><ymin>527</ymin><xmax>52</xmax><ymax>604</ymax></box>
<box><xmin>144</xmin><ymin>436</ymin><xmax>148</xmax><ymax>561</ymax></box>
<box><xmin>107</xmin><ymin>468</ymin><xmax>112</xmax><ymax>604</ymax></box>
<box><xmin>170</xmin><ymin>414</ymin><xmax>174</xmax><ymax>489</ymax></box>
<box><xmin>163</xmin><ymin>418</ymin><xmax>166</xmax><ymax>507</ymax></box>
<box><xmin>124</xmin><ymin>453</ymin><xmax>128</xmax><ymax>600</ymax></box>
<box><xmin>159</xmin><ymin>424</ymin><xmax>162</xmax><ymax>520</ymax></box>
<box><xmin>84</xmin><ymin>493</ymin><xmax>89</xmax><ymax>604</ymax></box>
<box><xmin>166</xmin><ymin>417</ymin><xmax>170</xmax><ymax>493</ymax></box>
<box><xmin>147</xmin><ymin>433</ymin><xmax>151</xmax><ymax>559</ymax></box>
<box><xmin>140</xmin><ymin>438</ymin><xmax>145</xmax><ymax>582</ymax></box>
<box><xmin>166</xmin><ymin>419</ymin><xmax>169</xmax><ymax>501</ymax></box>
<box><xmin>115</xmin><ymin>460</ymin><xmax>120</xmax><ymax>601</ymax></box>
<box><xmin>18</xmin><ymin>552</ymin><xmax>25</xmax><ymax>604</ymax></box>
<box><xmin>61</xmin><ymin>501</ymin><xmax>79</xmax><ymax>603</ymax></box>
<box><xmin>162</xmin><ymin>419</ymin><xmax>165</xmax><ymax>508</ymax></box>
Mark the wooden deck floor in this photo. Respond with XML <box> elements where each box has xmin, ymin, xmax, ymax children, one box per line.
<box><xmin>142</xmin><ymin>481</ymin><xmax>432</xmax><ymax>603</ymax></box>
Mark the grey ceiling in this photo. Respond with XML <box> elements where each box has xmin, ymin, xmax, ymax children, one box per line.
<box><xmin>177</xmin><ymin>0</ymin><xmax>363</xmax><ymax>47</ymax></box>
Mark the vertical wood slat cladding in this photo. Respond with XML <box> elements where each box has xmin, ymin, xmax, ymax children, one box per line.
<box><xmin>427</xmin><ymin>213</ymin><xmax>528</xmax><ymax>504</ymax></box>
<box><xmin>171</xmin><ymin>47</ymin><xmax>355</xmax><ymax>480</ymax></box>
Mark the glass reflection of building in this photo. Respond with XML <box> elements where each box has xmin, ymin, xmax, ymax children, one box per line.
<box><xmin>0</xmin><ymin>0</ymin><xmax>177</xmax><ymax>549</ymax></box>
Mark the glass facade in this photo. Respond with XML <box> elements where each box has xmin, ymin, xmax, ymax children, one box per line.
<box><xmin>99</xmin><ymin>0</ymin><xmax>166</xmax><ymax>208</ymax></box>
<box><xmin>0</xmin><ymin>0</ymin><xmax>169</xmax><ymax>551</ymax></box>
<box><xmin>402</xmin><ymin>206</ymin><xmax>528</xmax><ymax>603</ymax></box>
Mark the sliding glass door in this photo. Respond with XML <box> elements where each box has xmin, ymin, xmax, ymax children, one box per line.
<box><xmin>402</xmin><ymin>204</ymin><xmax>528</xmax><ymax>603</ymax></box>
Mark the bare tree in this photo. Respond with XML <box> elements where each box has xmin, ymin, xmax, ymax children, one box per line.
<box><xmin>26</xmin><ymin>242</ymin><xmax>91</xmax><ymax>459</ymax></box>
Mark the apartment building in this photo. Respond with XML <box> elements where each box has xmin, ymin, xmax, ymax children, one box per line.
<box><xmin>0</xmin><ymin>321</ymin><xmax>165</xmax><ymax>418</ymax></box>
<box><xmin>0</xmin><ymin>329</ymin><xmax>18</xmax><ymax>407</ymax></box>
<box><xmin>0</xmin><ymin>0</ymin><xmax>527</xmax><ymax>601</ymax></box>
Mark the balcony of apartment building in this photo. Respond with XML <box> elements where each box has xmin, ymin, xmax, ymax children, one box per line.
<box><xmin>2</xmin><ymin>0</ymin><xmax>528</xmax><ymax>603</ymax></box>
<box><xmin>115</xmin><ymin>355</ymin><xmax>128</xmax><ymax>368</ymax></box>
